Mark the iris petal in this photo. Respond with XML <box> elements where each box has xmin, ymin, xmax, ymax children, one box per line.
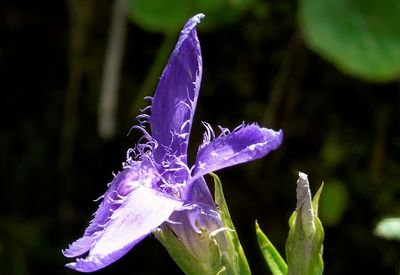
<box><xmin>63</xmin><ymin>168</ymin><xmax>135</xmax><ymax>258</ymax></box>
<box><xmin>65</xmin><ymin>185</ymin><xmax>183</xmax><ymax>272</ymax></box>
<box><xmin>192</xmin><ymin>124</ymin><xmax>283</xmax><ymax>180</ymax></box>
<box><xmin>150</xmin><ymin>14</ymin><xmax>204</xmax><ymax>163</ymax></box>
<box><xmin>184</xmin><ymin>176</ymin><xmax>215</xmax><ymax>206</ymax></box>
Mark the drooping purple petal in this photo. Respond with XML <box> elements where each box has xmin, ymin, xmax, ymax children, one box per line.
<box><xmin>192</xmin><ymin>124</ymin><xmax>283</xmax><ymax>181</ymax></box>
<box><xmin>66</xmin><ymin>185</ymin><xmax>183</xmax><ymax>272</ymax></box>
<box><xmin>150</xmin><ymin>14</ymin><xmax>204</xmax><ymax>163</ymax></box>
<box><xmin>63</xmin><ymin>168</ymin><xmax>137</xmax><ymax>258</ymax></box>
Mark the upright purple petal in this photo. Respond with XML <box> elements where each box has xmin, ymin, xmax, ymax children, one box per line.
<box><xmin>65</xmin><ymin>185</ymin><xmax>183</xmax><ymax>272</ymax></box>
<box><xmin>192</xmin><ymin>124</ymin><xmax>283</xmax><ymax>181</ymax></box>
<box><xmin>150</xmin><ymin>14</ymin><xmax>204</xmax><ymax>163</ymax></box>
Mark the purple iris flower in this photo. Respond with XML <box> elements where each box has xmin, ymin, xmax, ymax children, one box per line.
<box><xmin>63</xmin><ymin>13</ymin><xmax>283</xmax><ymax>272</ymax></box>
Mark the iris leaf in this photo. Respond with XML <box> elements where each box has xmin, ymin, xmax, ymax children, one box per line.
<box><xmin>212</xmin><ymin>173</ymin><xmax>252</xmax><ymax>275</ymax></box>
<box><xmin>255</xmin><ymin>221</ymin><xmax>288</xmax><ymax>275</ymax></box>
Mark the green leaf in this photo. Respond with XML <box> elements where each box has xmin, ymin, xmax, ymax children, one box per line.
<box><xmin>374</xmin><ymin>217</ymin><xmax>400</xmax><ymax>241</ymax></box>
<box><xmin>286</xmin><ymin>172</ymin><xmax>324</xmax><ymax>275</ymax></box>
<box><xmin>128</xmin><ymin>0</ymin><xmax>252</xmax><ymax>33</ymax></box>
<box><xmin>319</xmin><ymin>180</ymin><xmax>348</xmax><ymax>226</ymax></box>
<box><xmin>298</xmin><ymin>0</ymin><xmax>400</xmax><ymax>82</ymax></box>
<box><xmin>212</xmin><ymin>173</ymin><xmax>252</xmax><ymax>275</ymax></box>
<box><xmin>255</xmin><ymin>221</ymin><xmax>288</xmax><ymax>275</ymax></box>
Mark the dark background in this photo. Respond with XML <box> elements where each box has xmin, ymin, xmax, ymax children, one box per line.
<box><xmin>1</xmin><ymin>1</ymin><xmax>400</xmax><ymax>274</ymax></box>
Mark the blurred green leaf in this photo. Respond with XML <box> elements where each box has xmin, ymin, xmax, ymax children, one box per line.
<box><xmin>298</xmin><ymin>0</ymin><xmax>400</xmax><ymax>82</ymax></box>
<box><xmin>319</xmin><ymin>180</ymin><xmax>348</xmax><ymax>226</ymax></box>
<box><xmin>128</xmin><ymin>0</ymin><xmax>252</xmax><ymax>33</ymax></box>
<box><xmin>374</xmin><ymin>217</ymin><xmax>400</xmax><ymax>241</ymax></box>
<box><xmin>255</xmin><ymin>221</ymin><xmax>288</xmax><ymax>275</ymax></box>
<box><xmin>321</xmin><ymin>134</ymin><xmax>346</xmax><ymax>168</ymax></box>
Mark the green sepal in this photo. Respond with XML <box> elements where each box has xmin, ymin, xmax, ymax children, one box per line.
<box><xmin>157</xmin><ymin>221</ymin><xmax>232</xmax><ymax>274</ymax></box>
<box><xmin>312</xmin><ymin>183</ymin><xmax>324</xmax><ymax>217</ymax></box>
<box><xmin>285</xmin><ymin>172</ymin><xmax>324</xmax><ymax>275</ymax></box>
<box><xmin>156</xmin><ymin>225</ymin><xmax>210</xmax><ymax>274</ymax></box>
<box><xmin>128</xmin><ymin>0</ymin><xmax>251</xmax><ymax>33</ymax></box>
<box><xmin>156</xmin><ymin>173</ymin><xmax>251</xmax><ymax>275</ymax></box>
<box><xmin>156</xmin><ymin>213</ymin><xmax>233</xmax><ymax>275</ymax></box>
<box><xmin>255</xmin><ymin>221</ymin><xmax>288</xmax><ymax>275</ymax></box>
<box><xmin>211</xmin><ymin>173</ymin><xmax>252</xmax><ymax>275</ymax></box>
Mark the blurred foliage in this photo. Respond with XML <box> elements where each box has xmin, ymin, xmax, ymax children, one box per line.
<box><xmin>374</xmin><ymin>217</ymin><xmax>400</xmax><ymax>241</ymax></box>
<box><xmin>319</xmin><ymin>180</ymin><xmax>348</xmax><ymax>226</ymax></box>
<box><xmin>298</xmin><ymin>0</ymin><xmax>400</xmax><ymax>82</ymax></box>
<box><xmin>1</xmin><ymin>0</ymin><xmax>400</xmax><ymax>274</ymax></box>
<box><xmin>128</xmin><ymin>0</ymin><xmax>251</xmax><ymax>33</ymax></box>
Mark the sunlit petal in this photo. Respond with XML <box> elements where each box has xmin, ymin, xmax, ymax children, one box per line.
<box><xmin>150</xmin><ymin>14</ymin><xmax>204</xmax><ymax>163</ymax></box>
<box><xmin>66</xmin><ymin>185</ymin><xmax>183</xmax><ymax>272</ymax></box>
<box><xmin>192</xmin><ymin>124</ymin><xmax>283</xmax><ymax>180</ymax></box>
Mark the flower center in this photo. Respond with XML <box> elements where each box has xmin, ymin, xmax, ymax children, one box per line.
<box><xmin>116</xmin><ymin>161</ymin><xmax>159</xmax><ymax>197</ymax></box>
